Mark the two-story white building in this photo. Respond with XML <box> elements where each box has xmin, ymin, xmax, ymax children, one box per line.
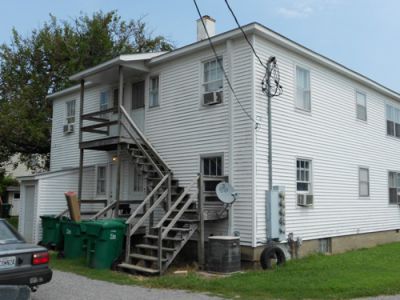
<box><xmin>19</xmin><ymin>17</ymin><xmax>400</xmax><ymax>274</ymax></box>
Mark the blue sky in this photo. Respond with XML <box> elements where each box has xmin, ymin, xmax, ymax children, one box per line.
<box><xmin>1</xmin><ymin>0</ymin><xmax>399</xmax><ymax>92</ymax></box>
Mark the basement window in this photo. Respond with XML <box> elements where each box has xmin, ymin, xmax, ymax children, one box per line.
<box><xmin>319</xmin><ymin>238</ymin><xmax>332</xmax><ymax>254</ymax></box>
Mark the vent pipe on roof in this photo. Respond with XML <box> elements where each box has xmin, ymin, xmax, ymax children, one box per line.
<box><xmin>197</xmin><ymin>15</ymin><xmax>216</xmax><ymax>41</ymax></box>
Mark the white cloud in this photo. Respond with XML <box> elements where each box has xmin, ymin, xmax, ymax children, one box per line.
<box><xmin>277</xmin><ymin>0</ymin><xmax>336</xmax><ymax>19</ymax></box>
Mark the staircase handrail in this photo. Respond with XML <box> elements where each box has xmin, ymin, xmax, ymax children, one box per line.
<box><xmin>120</xmin><ymin>105</ymin><xmax>170</xmax><ymax>172</ymax></box>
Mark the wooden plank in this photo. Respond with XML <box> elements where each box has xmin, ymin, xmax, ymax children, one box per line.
<box><xmin>118</xmin><ymin>263</ymin><xmax>159</xmax><ymax>275</ymax></box>
<box><xmin>81</xmin><ymin>120</ymin><xmax>118</xmax><ymax>132</ymax></box>
<box><xmin>81</xmin><ymin>107</ymin><xmax>115</xmax><ymax>119</ymax></box>
<box><xmin>197</xmin><ymin>173</ymin><xmax>205</xmax><ymax>269</ymax></box>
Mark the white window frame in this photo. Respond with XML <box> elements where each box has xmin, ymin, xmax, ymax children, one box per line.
<box><xmin>386</xmin><ymin>103</ymin><xmax>400</xmax><ymax>138</ymax></box>
<box><xmin>201</xmin><ymin>154</ymin><xmax>224</xmax><ymax>176</ymax></box>
<box><xmin>96</xmin><ymin>165</ymin><xmax>107</xmax><ymax>196</ymax></box>
<box><xmin>65</xmin><ymin>100</ymin><xmax>76</xmax><ymax>124</ymax></box>
<box><xmin>202</xmin><ymin>57</ymin><xmax>223</xmax><ymax>96</ymax></box>
<box><xmin>295</xmin><ymin>66</ymin><xmax>311</xmax><ymax>112</ymax></box>
<box><xmin>149</xmin><ymin>76</ymin><xmax>160</xmax><ymax>108</ymax></box>
<box><xmin>388</xmin><ymin>171</ymin><xmax>400</xmax><ymax>205</ymax></box>
<box><xmin>99</xmin><ymin>90</ymin><xmax>110</xmax><ymax>111</ymax></box>
<box><xmin>356</xmin><ymin>90</ymin><xmax>367</xmax><ymax>121</ymax></box>
<box><xmin>359</xmin><ymin>167</ymin><xmax>370</xmax><ymax>197</ymax></box>
<box><xmin>296</xmin><ymin>158</ymin><xmax>312</xmax><ymax>194</ymax></box>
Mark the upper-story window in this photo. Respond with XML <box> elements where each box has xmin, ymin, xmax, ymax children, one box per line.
<box><xmin>202</xmin><ymin>58</ymin><xmax>223</xmax><ymax>105</ymax></box>
<box><xmin>296</xmin><ymin>66</ymin><xmax>311</xmax><ymax>111</ymax></box>
<box><xmin>113</xmin><ymin>88</ymin><xmax>119</xmax><ymax>109</ymax></box>
<box><xmin>66</xmin><ymin>100</ymin><xmax>76</xmax><ymax>124</ymax></box>
<box><xmin>149</xmin><ymin>76</ymin><xmax>159</xmax><ymax>108</ymax></box>
<box><xmin>356</xmin><ymin>91</ymin><xmax>367</xmax><ymax>121</ymax></box>
<box><xmin>100</xmin><ymin>91</ymin><xmax>109</xmax><ymax>111</ymax></box>
<box><xmin>386</xmin><ymin>104</ymin><xmax>400</xmax><ymax>138</ymax></box>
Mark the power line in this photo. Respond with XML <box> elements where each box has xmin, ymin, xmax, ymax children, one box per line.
<box><xmin>224</xmin><ymin>0</ymin><xmax>267</xmax><ymax>69</ymax></box>
<box><xmin>192</xmin><ymin>0</ymin><xmax>259</xmax><ymax>128</ymax></box>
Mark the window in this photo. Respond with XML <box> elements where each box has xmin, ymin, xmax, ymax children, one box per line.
<box><xmin>133</xmin><ymin>165</ymin><xmax>144</xmax><ymax>192</ymax></box>
<box><xmin>386</xmin><ymin>104</ymin><xmax>400</xmax><ymax>138</ymax></box>
<box><xmin>388</xmin><ymin>171</ymin><xmax>400</xmax><ymax>204</ymax></box>
<box><xmin>149</xmin><ymin>76</ymin><xmax>159</xmax><ymax>107</ymax></box>
<box><xmin>202</xmin><ymin>156</ymin><xmax>223</xmax><ymax>176</ymax></box>
<box><xmin>356</xmin><ymin>91</ymin><xmax>367</xmax><ymax>121</ymax></box>
<box><xmin>203</xmin><ymin>58</ymin><xmax>223</xmax><ymax>94</ymax></box>
<box><xmin>66</xmin><ymin>100</ymin><xmax>76</xmax><ymax>124</ymax></box>
<box><xmin>296</xmin><ymin>66</ymin><xmax>311</xmax><ymax>111</ymax></box>
<box><xmin>113</xmin><ymin>88</ymin><xmax>119</xmax><ymax>109</ymax></box>
<box><xmin>132</xmin><ymin>81</ymin><xmax>145</xmax><ymax>109</ymax></box>
<box><xmin>202</xmin><ymin>58</ymin><xmax>223</xmax><ymax>105</ymax></box>
<box><xmin>96</xmin><ymin>166</ymin><xmax>107</xmax><ymax>195</ymax></box>
<box><xmin>296</xmin><ymin>159</ymin><xmax>312</xmax><ymax>192</ymax></box>
<box><xmin>14</xmin><ymin>192</ymin><xmax>20</xmax><ymax>200</ymax></box>
<box><xmin>359</xmin><ymin>168</ymin><xmax>369</xmax><ymax>197</ymax></box>
<box><xmin>100</xmin><ymin>91</ymin><xmax>109</xmax><ymax>111</ymax></box>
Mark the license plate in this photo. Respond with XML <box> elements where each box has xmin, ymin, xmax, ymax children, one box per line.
<box><xmin>0</xmin><ymin>256</ymin><xmax>16</xmax><ymax>269</ymax></box>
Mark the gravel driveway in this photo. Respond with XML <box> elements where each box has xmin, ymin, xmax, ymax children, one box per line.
<box><xmin>32</xmin><ymin>270</ymin><xmax>223</xmax><ymax>300</ymax></box>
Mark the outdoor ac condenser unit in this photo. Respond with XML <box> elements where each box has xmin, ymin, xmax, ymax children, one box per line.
<box><xmin>297</xmin><ymin>194</ymin><xmax>313</xmax><ymax>206</ymax></box>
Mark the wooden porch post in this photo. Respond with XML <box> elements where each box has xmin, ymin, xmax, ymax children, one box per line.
<box><xmin>197</xmin><ymin>173</ymin><xmax>205</xmax><ymax>269</ymax></box>
<box><xmin>114</xmin><ymin>66</ymin><xmax>124</xmax><ymax>217</ymax></box>
<box><xmin>78</xmin><ymin>79</ymin><xmax>85</xmax><ymax>202</ymax></box>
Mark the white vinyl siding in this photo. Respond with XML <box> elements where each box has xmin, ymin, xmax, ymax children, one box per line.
<box><xmin>203</xmin><ymin>57</ymin><xmax>223</xmax><ymax>93</ymax></box>
<box><xmin>66</xmin><ymin>100</ymin><xmax>76</xmax><ymax>124</ymax></box>
<box><xmin>296</xmin><ymin>66</ymin><xmax>311</xmax><ymax>111</ymax></box>
<box><xmin>149</xmin><ymin>76</ymin><xmax>159</xmax><ymax>107</ymax></box>
<box><xmin>356</xmin><ymin>91</ymin><xmax>367</xmax><ymax>121</ymax></box>
<box><xmin>359</xmin><ymin>168</ymin><xmax>369</xmax><ymax>197</ymax></box>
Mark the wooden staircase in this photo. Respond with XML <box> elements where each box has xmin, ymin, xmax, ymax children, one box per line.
<box><xmin>114</xmin><ymin>106</ymin><xmax>202</xmax><ymax>275</ymax></box>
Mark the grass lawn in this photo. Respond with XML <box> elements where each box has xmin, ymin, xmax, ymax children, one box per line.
<box><xmin>7</xmin><ymin>216</ymin><xmax>18</xmax><ymax>230</ymax></box>
<box><xmin>49</xmin><ymin>242</ymin><xmax>400</xmax><ymax>300</ymax></box>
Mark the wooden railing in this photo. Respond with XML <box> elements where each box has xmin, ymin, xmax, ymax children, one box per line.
<box><xmin>81</xmin><ymin>108</ymin><xmax>117</xmax><ymax>135</ymax></box>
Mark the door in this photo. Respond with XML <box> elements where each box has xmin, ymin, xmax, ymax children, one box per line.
<box><xmin>131</xmin><ymin>81</ymin><xmax>145</xmax><ymax>133</ymax></box>
<box><xmin>24</xmin><ymin>185</ymin><xmax>35</xmax><ymax>243</ymax></box>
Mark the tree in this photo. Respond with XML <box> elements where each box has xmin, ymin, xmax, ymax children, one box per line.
<box><xmin>0</xmin><ymin>11</ymin><xmax>173</xmax><ymax>170</ymax></box>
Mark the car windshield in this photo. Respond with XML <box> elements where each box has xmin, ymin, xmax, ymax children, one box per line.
<box><xmin>0</xmin><ymin>221</ymin><xmax>22</xmax><ymax>244</ymax></box>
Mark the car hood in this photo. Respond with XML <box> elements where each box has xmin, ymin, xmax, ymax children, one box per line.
<box><xmin>0</xmin><ymin>243</ymin><xmax>47</xmax><ymax>256</ymax></box>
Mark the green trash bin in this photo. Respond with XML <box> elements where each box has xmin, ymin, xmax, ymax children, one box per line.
<box><xmin>40</xmin><ymin>215</ymin><xmax>69</xmax><ymax>249</ymax></box>
<box><xmin>85</xmin><ymin>220</ymin><xmax>126</xmax><ymax>269</ymax></box>
<box><xmin>63</xmin><ymin>221</ymin><xmax>88</xmax><ymax>259</ymax></box>
<box><xmin>1</xmin><ymin>203</ymin><xmax>12</xmax><ymax>218</ymax></box>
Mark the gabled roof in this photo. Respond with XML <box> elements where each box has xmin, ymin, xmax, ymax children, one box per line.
<box><xmin>50</xmin><ymin>22</ymin><xmax>400</xmax><ymax>102</ymax></box>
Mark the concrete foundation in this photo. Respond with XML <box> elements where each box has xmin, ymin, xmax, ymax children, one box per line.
<box><xmin>242</xmin><ymin>229</ymin><xmax>400</xmax><ymax>261</ymax></box>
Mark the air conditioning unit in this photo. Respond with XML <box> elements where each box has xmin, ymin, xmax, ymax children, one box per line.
<box><xmin>63</xmin><ymin>124</ymin><xmax>74</xmax><ymax>134</ymax></box>
<box><xmin>203</xmin><ymin>91</ymin><xmax>223</xmax><ymax>105</ymax></box>
<box><xmin>297</xmin><ymin>194</ymin><xmax>313</xmax><ymax>207</ymax></box>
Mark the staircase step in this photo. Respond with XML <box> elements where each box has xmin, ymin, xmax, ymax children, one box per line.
<box><xmin>172</xmin><ymin>209</ymin><xmax>197</xmax><ymax>213</ymax></box>
<box><xmin>136</xmin><ymin>244</ymin><xmax>176</xmax><ymax>252</ymax></box>
<box><xmin>166</xmin><ymin>218</ymin><xmax>198</xmax><ymax>223</ymax></box>
<box><xmin>162</xmin><ymin>227</ymin><xmax>191</xmax><ymax>232</ymax></box>
<box><xmin>145</xmin><ymin>234</ymin><xmax>183</xmax><ymax>241</ymax></box>
<box><xmin>130</xmin><ymin>253</ymin><xmax>167</xmax><ymax>262</ymax></box>
<box><xmin>118</xmin><ymin>263</ymin><xmax>159</xmax><ymax>275</ymax></box>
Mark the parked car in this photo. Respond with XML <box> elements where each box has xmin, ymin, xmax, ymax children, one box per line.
<box><xmin>0</xmin><ymin>218</ymin><xmax>52</xmax><ymax>290</ymax></box>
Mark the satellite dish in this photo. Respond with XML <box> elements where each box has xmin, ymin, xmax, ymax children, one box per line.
<box><xmin>216</xmin><ymin>182</ymin><xmax>238</xmax><ymax>204</ymax></box>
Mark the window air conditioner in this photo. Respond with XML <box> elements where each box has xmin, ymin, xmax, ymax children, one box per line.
<box><xmin>297</xmin><ymin>194</ymin><xmax>313</xmax><ymax>207</ymax></box>
<box><xmin>203</xmin><ymin>91</ymin><xmax>223</xmax><ymax>105</ymax></box>
<box><xmin>63</xmin><ymin>124</ymin><xmax>74</xmax><ymax>134</ymax></box>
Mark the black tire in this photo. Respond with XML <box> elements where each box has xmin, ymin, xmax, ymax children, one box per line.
<box><xmin>260</xmin><ymin>246</ymin><xmax>286</xmax><ymax>270</ymax></box>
